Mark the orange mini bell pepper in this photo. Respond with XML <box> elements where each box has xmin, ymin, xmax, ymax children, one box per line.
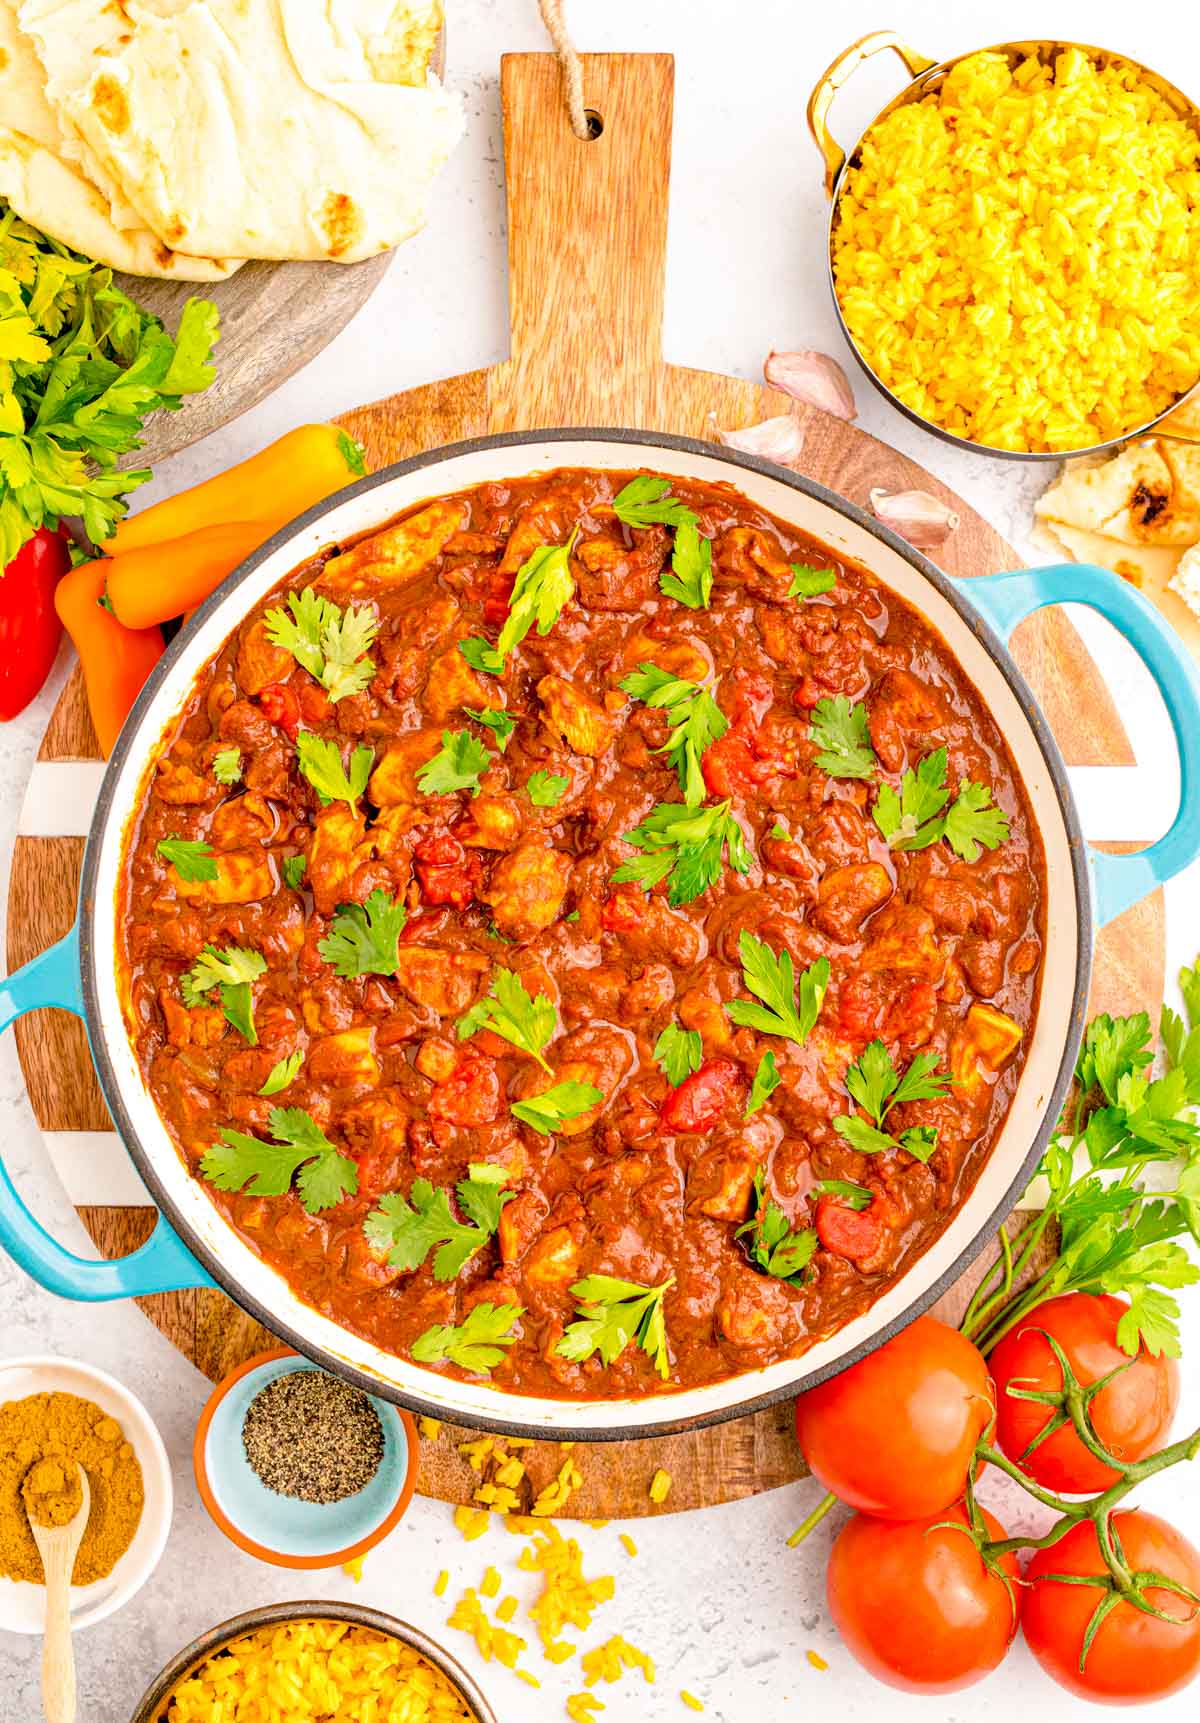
<box><xmin>105</xmin><ymin>423</ymin><xmax>368</xmax><ymax>557</ymax></box>
<box><xmin>55</xmin><ymin>559</ymin><xmax>164</xmax><ymax>757</ymax></box>
<box><xmin>104</xmin><ymin>521</ymin><xmax>268</xmax><ymax>630</ymax></box>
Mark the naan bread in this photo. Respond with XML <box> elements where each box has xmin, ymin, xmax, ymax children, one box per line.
<box><xmin>1036</xmin><ymin>430</ymin><xmax>1200</xmax><ymax>657</ymax></box>
<box><xmin>19</xmin><ymin>0</ymin><xmax>464</xmax><ymax>264</ymax></box>
<box><xmin>0</xmin><ymin>0</ymin><xmax>239</xmax><ymax>279</ymax></box>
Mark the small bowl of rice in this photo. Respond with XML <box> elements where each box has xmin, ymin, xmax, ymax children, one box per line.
<box><xmin>807</xmin><ymin>35</ymin><xmax>1200</xmax><ymax>456</ymax></box>
<box><xmin>128</xmin><ymin>1602</ymin><xmax>498</xmax><ymax>1723</ymax></box>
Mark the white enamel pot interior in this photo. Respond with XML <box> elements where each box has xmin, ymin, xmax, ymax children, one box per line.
<box><xmin>82</xmin><ymin>430</ymin><xmax>1090</xmax><ymax>1439</ymax></box>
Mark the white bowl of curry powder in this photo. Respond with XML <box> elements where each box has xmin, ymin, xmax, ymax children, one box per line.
<box><xmin>0</xmin><ymin>1355</ymin><xmax>172</xmax><ymax>1633</ymax></box>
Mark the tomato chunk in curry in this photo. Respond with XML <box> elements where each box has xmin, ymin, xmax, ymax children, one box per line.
<box><xmin>117</xmin><ymin>468</ymin><xmax>1044</xmax><ymax>1399</ymax></box>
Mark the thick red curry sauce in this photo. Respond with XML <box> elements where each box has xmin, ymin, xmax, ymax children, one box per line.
<box><xmin>117</xmin><ymin>468</ymin><xmax>1044</xmax><ymax>1398</ymax></box>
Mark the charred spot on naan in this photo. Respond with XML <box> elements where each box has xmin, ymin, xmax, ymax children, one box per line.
<box><xmin>320</xmin><ymin>191</ymin><xmax>365</xmax><ymax>260</ymax></box>
<box><xmin>90</xmin><ymin>73</ymin><xmax>130</xmax><ymax>135</ymax></box>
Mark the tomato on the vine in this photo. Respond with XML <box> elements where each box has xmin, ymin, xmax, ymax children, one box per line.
<box><xmin>989</xmin><ymin>1293</ymin><xmax>1179</xmax><ymax>1492</ymax></box>
<box><xmin>1023</xmin><ymin>1510</ymin><xmax>1200</xmax><ymax>1703</ymax></box>
<box><xmin>827</xmin><ymin>1503</ymin><xmax>1020</xmax><ymax>1692</ymax></box>
<box><xmin>794</xmin><ymin>1316</ymin><xmax>993</xmax><ymax>1517</ymax></box>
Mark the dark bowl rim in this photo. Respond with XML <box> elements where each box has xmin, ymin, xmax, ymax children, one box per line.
<box><xmin>127</xmin><ymin>1599</ymin><xmax>498</xmax><ymax>1723</ymax></box>
<box><xmin>80</xmin><ymin>425</ymin><xmax>1092</xmax><ymax>1442</ymax></box>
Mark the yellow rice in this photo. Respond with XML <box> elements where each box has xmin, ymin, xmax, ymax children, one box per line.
<box><xmin>163</xmin><ymin>1621</ymin><xmax>475</xmax><ymax>1722</ymax></box>
<box><xmin>833</xmin><ymin>47</ymin><xmax>1200</xmax><ymax>451</ymax></box>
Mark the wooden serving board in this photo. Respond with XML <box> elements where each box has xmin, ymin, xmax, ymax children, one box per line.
<box><xmin>7</xmin><ymin>54</ymin><xmax>1165</xmax><ymax>1519</ymax></box>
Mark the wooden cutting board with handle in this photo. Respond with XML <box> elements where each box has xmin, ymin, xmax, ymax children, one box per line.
<box><xmin>8</xmin><ymin>53</ymin><xmax>1164</xmax><ymax>1518</ymax></box>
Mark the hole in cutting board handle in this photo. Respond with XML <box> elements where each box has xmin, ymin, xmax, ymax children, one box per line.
<box><xmin>584</xmin><ymin>108</ymin><xmax>604</xmax><ymax>139</ymax></box>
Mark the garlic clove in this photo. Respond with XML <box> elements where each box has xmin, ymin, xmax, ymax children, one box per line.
<box><xmin>764</xmin><ymin>349</ymin><xmax>857</xmax><ymax>421</ymax></box>
<box><xmin>869</xmin><ymin>487</ymin><xmax>961</xmax><ymax>549</ymax></box>
<box><xmin>718</xmin><ymin>414</ymin><xmax>806</xmax><ymax>467</ymax></box>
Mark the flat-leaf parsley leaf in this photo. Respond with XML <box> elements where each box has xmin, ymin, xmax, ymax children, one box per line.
<box><xmin>619</xmin><ymin>662</ymin><xmax>727</xmax><ymax>806</ymax></box>
<box><xmin>416</xmin><ymin>728</ymin><xmax>491</xmax><ymax>797</ymax></box>
<box><xmin>728</xmin><ymin>932</ymin><xmax>829</xmax><ymax>1046</ymax></box>
<box><xmin>318</xmin><ymin>889</ymin><xmax>407</xmax><ymax>978</ymax></box>
<box><xmin>201</xmin><ymin>1106</ymin><xmax>357</xmax><ymax>1213</ymax></box>
<box><xmin>296</xmin><ymin>732</ymin><xmax>373</xmax><ymax>810</ymax></box>
<box><xmin>555</xmin><ymin>1274</ymin><xmax>674</xmax><ymax>1379</ymax></box>
<box><xmin>411</xmin><ymin>1302</ymin><xmax>524</xmax><ymax>1374</ymax></box>
<box><xmin>613</xmin><ymin>799</ymin><xmax>752</xmax><ymax>907</ymax></box>
<box><xmin>457</xmin><ymin>970</ymin><xmax>556</xmax><ymax>1072</ymax></box>
<box><xmin>156</xmin><ymin>836</ymin><xmax>218</xmax><ymax>883</ymax></box>
<box><xmin>654</xmin><ymin>1023</ymin><xmax>703</xmax><ymax>1087</ymax></box>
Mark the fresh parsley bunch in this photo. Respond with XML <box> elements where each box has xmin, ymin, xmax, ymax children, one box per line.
<box><xmin>0</xmin><ymin>209</ymin><xmax>218</xmax><ymax>562</ymax></box>
<box><xmin>962</xmin><ymin>963</ymin><xmax>1200</xmax><ymax>1358</ymax></box>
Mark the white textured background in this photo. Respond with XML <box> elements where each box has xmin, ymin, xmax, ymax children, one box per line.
<box><xmin>2</xmin><ymin>2</ymin><xmax>1199</xmax><ymax>1718</ymax></box>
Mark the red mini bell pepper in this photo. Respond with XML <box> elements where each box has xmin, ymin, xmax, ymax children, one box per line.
<box><xmin>0</xmin><ymin>527</ymin><xmax>73</xmax><ymax>720</ymax></box>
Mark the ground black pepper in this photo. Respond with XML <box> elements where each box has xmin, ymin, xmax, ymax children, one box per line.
<box><xmin>241</xmin><ymin>1370</ymin><xmax>384</xmax><ymax>1504</ymax></box>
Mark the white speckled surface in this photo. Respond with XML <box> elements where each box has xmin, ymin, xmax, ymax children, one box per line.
<box><xmin>1</xmin><ymin>2</ymin><xmax>1198</xmax><ymax>1717</ymax></box>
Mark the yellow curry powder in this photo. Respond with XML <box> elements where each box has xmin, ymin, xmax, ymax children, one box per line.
<box><xmin>0</xmin><ymin>1391</ymin><xmax>143</xmax><ymax>1585</ymax></box>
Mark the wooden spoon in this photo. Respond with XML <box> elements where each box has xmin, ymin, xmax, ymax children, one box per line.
<box><xmin>27</xmin><ymin>1465</ymin><xmax>91</xmax><ymax>1723</ymax></box>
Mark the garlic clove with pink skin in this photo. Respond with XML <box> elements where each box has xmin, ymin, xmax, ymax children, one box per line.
<box><xmin>869</xmin><ymin>487</ymin><xmax>961</xmax><ymax>549</ymax></box>
<box><xmin>717</xmin><ymin>414</ymin><xmax>806</xmax><ymax>467</ymax></box>
<box><xmin>764</xmin><ymin>350</ymin><xmax>857</xmax><ymax>421</ymax></box>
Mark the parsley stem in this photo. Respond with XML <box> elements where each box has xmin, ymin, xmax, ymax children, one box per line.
<box><xmin>785</xmin><ymin>1489</ymin><xmax>837</xmax><ymax>1548</ymax></box>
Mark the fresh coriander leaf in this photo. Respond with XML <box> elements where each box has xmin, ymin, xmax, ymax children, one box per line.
<box><xmin>1161</xmin><ymin>1006</ymin><xmax>1186</xmax><ymax>1071</ymax></box>
<box><xmin>659</xmin><ymin>518</ymin><xmax>713</xmax><ymax>609</ymax></box>
<box><xmin>1114</xmin><ymin>1286</ymin><xmax>1187</xmax><ymax>1359</ymax></box>
<box><xmin>457</xmin><ymin>969</ymin><xmax>556</xmax><ymax>1072</ymax></box>
<box><xmin>942</xmin><ymin>780</ymin><xmax>1010</xmax><ymax>862</ymax></box>
<box><xmin>458</xmin><ymin>637</ymin><xmax>505</xmax><ymax>675</ymax></box>
<box><xmin>899</xmin><ymin>1124</ymin><xmax>940</xmax><ymax>1162</ymax></box>
<box><xmin>364</xmin><ymin>1169</ymin><xmax>511</xmax><ymax>1281</ymax></box>
<box><xmin>564</xmin><ymin>909</ymin><xmax>580</xmax><ymax>922</ymax></box>
<box><xmin>156</xmin><ymin>835</ymin><xmax>218</xmax><ymax>882</ymax></box>
<box><xmin>555</xmin><ymin>1274</ymin><xmax>674</xmax><ymax>1379</ymax></box>
<box><xmin>745</xmin><ymin>1050</ymin><xmax>781</xmax><ymax>1117</ymax></box>
<box><xmin>212</xmin><ymin>747</ymin><xmax>242</xmax><ymax>785</ymax></box>
<box><xmin>511</xmin><ymin>1080</ymin><xmax>604</xmax><ymax>1135</ymax></box>
<box><xmin>892</xmin><ymin>1049</ymin><xmax>953</xmax><ymax>1110</ymax></box>
<box><xmin>263</xmin><ymin>588</ymin><xmax>378</xmax><ymax>703</ymax></box>
<box><xmin>737</xmin><ymin>1171</ymin><xmax>817</xmax><ymax>1284</ymax></box>
<box><xmin>727</xmin><ymin>932</ymin><xmax>829</xmax><ymax>1046</ymax></box>
<box><xmin>873</xmin><ymin>747</ymin><xmax>951</xmax><ymax>850</ymax></box>
<box><xmin>259</xmin><ymin>1049</ymin><xmax>304</xmax><ymax>1096</ymax></box>
<box><xmin>611</xmin><ymin>475</ymin><xmax>699</xmax><ymax>532</ymax></box>
<box><xmin>411</xmin><ymin>1302</ymin><xmax>524</xmax><ymax>1374</ymax></box>
<box><xmin>200</xmin><ymin>1106</ymin><xmax>356</xmax><ymax>1213</ymax></box>
<box><xmin>318</xmin><ymin>889</ymin><xmax>407</xmax><ymax>978</ymax></box>
<box><xmin>295</xmin><ymin>731</ymin><xmax>374</xmax><ymax>809</ymax></box>
<box><xmin>180</xmin><ymin>943</ymin><xmax>266</xmax><ymax>1007</ymax></box>
<box><xmin>811</xmin><ymin>1178</ymin><xmax>873</xmax><ymax>1211</ymax></box>
<box><xmin>217</xmin><ymin>983</ymin><xmax>256</xmax><ymax>1044</ymax></box>
<box><xmin>613</xmin><ymin>799</ymin><xmax>752</xmax><ymax>907</ymax></box>
<box><xmin>494</xmin><ymin>527</ymin><xmax>581</xmax><ymax>662</ymax></box>
<box><xmin>808</xmin><ymin>696</ymin><xmax>876</xmax><ymax>781</ymax></box>
<box><xmin>619</xmin><ymin>662</ymin><xmax>727</xmax><ymax>806</ymax></box>
<box><xmin>788</xmin><ymin>563</ymin><xmax>836</xmax><ymax>598</ymax></box>
<box><xmin>464</xmin><ymin>706</ymin><xmax>516</xmax><ymax>750</ymax></box>
<box><xmin>455</xmin><ymin>1163</ymin><xmax>515</xmax><ymax>1236</ymax></box>
<box><xmin>832</xmin><ymin>1114</ymin><xmax>902</xmax><ymax>1155</ymax></box>
<box><xmin>282</xmin><ymin>854</ymin><xmax>308</xmax><ymax>890</ymax></box>
<box><xmin>1181</xmin><ymin>962</ymin><xmax>1200</xmax><ymax>1031</ymax></box>
<box><xmin>526</xmin><ymin>769</ymin><xmax>569</xmax><ymax>807</ymax></box>
<box><xmin>768</xmin><ymin>819</ymin><xmax>790</xmax><ymax>840</ymax></box>
<box><xmin>336</xmin><ymin>430</ymin><xmax>367</xmax><ymax>477</ymax></box>
<box><xmin>654</xmin><ymin>1023</ymin><xmax>703</xmax><ymax>1087</ymax></box>
<box><xmin>1077</xmin><ymin>1013</ymin><xmax>1154</xmax><ymax>1104</ymax></box>
<box><xmin>417</xmin><ymin>728</ymin><xmax>491</xmax><ymax>797</ymax></box>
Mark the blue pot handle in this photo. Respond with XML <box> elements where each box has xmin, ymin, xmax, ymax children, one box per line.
<box><xmin>953</xmin><ymin>564</ymin><xmax>1200</xmax><ymax>925</ymax></box>
<box><xmin>0</xmin><ymin>922</ymin><xmax>214</xmax><ymax>1299</ymax></box>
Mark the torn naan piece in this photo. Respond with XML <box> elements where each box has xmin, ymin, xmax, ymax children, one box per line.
<box><xmin>19</xmin><ymin>0</ymin><xmax>464</xmax><ymax>264</ymax></box>
<box><xmin>1036</xmin><ymin>435</ymin><xmax>1200</xmax><ymax>657</ymax></box>
<box><xmin>0</xmin><ymin>0</ymin><xmax>239</xmax><ymax>279</ymax></box>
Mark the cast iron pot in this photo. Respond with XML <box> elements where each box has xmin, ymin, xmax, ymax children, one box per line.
<box><xmin>128</xmin><ymin>1601</ymin><xmax>497</xmax><ymax>1723</ymax></box>
<box><xmin>3</xmin><ymin>431</ymin><xmax>1199</xmax><ymax>1439</ymax></box>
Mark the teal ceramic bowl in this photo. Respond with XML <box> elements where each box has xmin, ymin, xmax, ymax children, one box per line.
<box><xmin>193</xmin><ymin>1349</ymin><xmax>418</xmax><ymax>1568</ymax></box>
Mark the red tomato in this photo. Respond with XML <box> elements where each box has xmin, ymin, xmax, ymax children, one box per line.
<box><xmin>258</xmin><ymin>681</ymin><xmax>300</xmax><ymax>737</ymax></box>
<box><xmin>0</xmin><ymin>527</ymin><xmax>72</xmax><ymax>720</ymax></box>
<box><xmin>700</xmin><ymin>732</ymin><xmax>772</xmax><ymax>798</ymax></box>
<box><xmin>989</xmin><ymin>1293</ymin><xmax>1179</xmax><ymax>1492</ymax></box>
<box><xmin>414</xmin><ymin>834</ymin><xmax>478</xmax><ymax>907</ymax></box>
<box><xmin>297</xmin><ymin>680</ymin><xmax>332</xmax><ymax>724</ymax></box>
<box><xmin>828</xmin><ymin>1503</ymin><xmax>1019</xmax><ymax>1692</ymax></box>
<box><xmin>792</xmin><ymin>674</ymin><xmax>822</xmax><ymax>710</ymax></box>
<box><xmin>794</xmin><ymin>1316</ymin><xmax>993</xmax><ymax>1517</ymax></box>
<box><xmin>815</xmin><ymin>1196</ymin><xmax>885</xmax><ymax>1263</ymax></box>
<box><xmin>1023</xmin><ymin>1511</ymin><xmax>1200</xmax><ymax>1703</ymax></box>
<box><xmin>600</xmin><ymin>888</ymin><xmax>646</xmax><ymax>933</ymax></box>
<box><xmin>659</xmin><ymin>1058</ymin><xmax>740</xmax><ymax>1133</ymax></box>
<box><xmin>429</xmin><ymin>1057</ymin><xmax>501</xmax><ymax>1128</ymax></box>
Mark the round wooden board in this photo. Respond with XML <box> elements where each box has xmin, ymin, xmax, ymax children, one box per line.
<box><xmin>121</xmin><ymin>255</ymin><xmax>393</xmax><ymax>466</ymax></box>
<box><xmin>7</xmin><ymin>54</ymin><xmax>1168</xmax><ymax>1519</ymax></box>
